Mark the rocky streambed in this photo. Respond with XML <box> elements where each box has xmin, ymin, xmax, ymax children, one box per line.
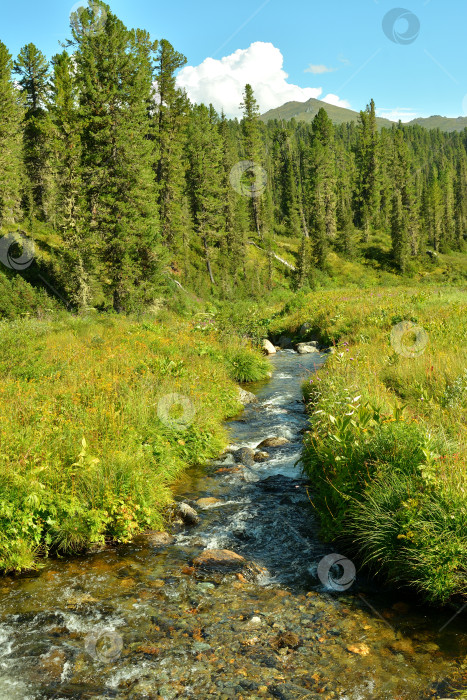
<box><xmin>0</xmin><ymin>350</ymin><xmax>466</xmax><ymax>699</ymax></box>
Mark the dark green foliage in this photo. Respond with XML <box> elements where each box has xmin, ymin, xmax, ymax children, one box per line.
<box><xmin>0</xmin><ymin>42</ymin><xmax>23</xmax><ymax>229</ymax></box>
<box><xmin>0</xmin><ymin>7</ymin><xmax>465</xmax><ymax>311</ymax></box>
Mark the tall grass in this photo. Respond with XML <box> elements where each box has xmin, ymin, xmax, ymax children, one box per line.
<box><xmin>0</xmin><ymin>312</ymin><xmax>269</xmax><ymax>572</ymax></box>
<box><xmin>272</xmin><ymin>285</ymin><xmax>467</xmax><ymax>605</ymax></box>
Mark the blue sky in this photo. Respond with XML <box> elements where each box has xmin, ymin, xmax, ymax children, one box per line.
<box><xmin>3</xmin><ymin>0</ymin><xmax>467</xmax><ymax>120</ymax></box>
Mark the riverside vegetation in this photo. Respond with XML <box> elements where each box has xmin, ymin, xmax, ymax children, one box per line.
<box><xmin>0</xmin><ymin>310</ymin><xmax>270</xmax><ymax>572</ymax></box>
<box><xmin>0</xmin><ymin>0</ymin><xmax>466</xmax><ymax>614</ymax></box>
<box><xmin>270</xmin><ymin>286</ymin><xmax>467</xmax><ymax>606</ymax></box>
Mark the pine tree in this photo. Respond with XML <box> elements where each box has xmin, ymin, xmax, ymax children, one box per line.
<box><xmin>71</xmin><ymin>0</ymin><xmax>163</xmax><ymax>312</ymax></box>
<box><xmin>0</xmin><ymin>41</ymin><xmax>23</xmax><ymax>230</ymax></box>
<box><xmin>454</xmin><ymin>153</ymin><xmax>467</xmax><ymax>250</ymax></box>
<box><xmin>390</xmin><ymin>189</ymin><xmax>409</xmax><ymax>273</ymax></box>
<box><xmin>14</xmin><ymin>43</ymin><xmax>51</xmax><ymax>220</ymax></box>
<box><xmin>240</xmin><ymin>84</ymin><xmax>266</xmax><ymax>240</ymax></box>
<box><xmin>154</xmin><ymin>39</ymin><xmax>188</xmax><ymax>250</ymax></box>
<box><xmin>219</xmin><ymin>111</ymin><xmax>247</xmax><ymax>283</ymax></box>
<box><xmin>354</xmin><ymin>99</ymin><xmax>381</xmax><ymax>239</ymax></box>
<box><xmin>49</xmin><ymin>50</ymin><xmax>90</xmax><ymax>308</ymax></box>
<box><xmin>186</xmin><ymin>104</ymin><xmax>224</xmax><ymax>286</ymax></box>
<box><xmin>423</xmin><ymin>167</ymin><xmax>443</xmax><ymax>252</ymax></box>
<box><xmin>307</xmin><ymin>108</ymin><xmax>337</xmax><ymax>268</ymax></box>
<box><xmin>274</xmin><ymin>128</ymin><xmax>302</xmax><ymax>239</ymax></box>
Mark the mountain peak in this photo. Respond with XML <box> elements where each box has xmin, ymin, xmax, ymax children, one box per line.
<box><xmin>260</xmin><ymin>98</ymin><xmax>467</xmax><ymax>132</ymax></box>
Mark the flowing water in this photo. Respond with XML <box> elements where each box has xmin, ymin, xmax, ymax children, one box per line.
<box><xmin>0</xmin><ymin>351</ymin><xmax>466</xmax><ymax>699</ymax></box>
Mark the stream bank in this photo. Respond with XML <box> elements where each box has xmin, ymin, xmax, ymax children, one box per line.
<box><xmin>0</xmin><ymin>350</ymin><xmax>465</xmax><ymax>699</ymax></box>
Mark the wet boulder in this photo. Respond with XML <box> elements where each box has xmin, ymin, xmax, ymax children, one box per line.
<box><xmin>257</xmin><ymin>437</ymin><xmax>289</xmax><ymax>448</ymax></box>
<box><xmin>176</xmin><ymin>502</ymin><xmax>200</xmax><ymax>526</ymax></box>
<box><xmin>196</xmin><ymin>497</ymin><xmax>222</xmax><ymax>507</ymax></box>
<box><xmin>237</xmin><ymin>387</ymin><xmax>258</xmax><ymax>405</ymax></box>
<box><xmin>192</xmin><ymin>549</ymin><xmax>247</xmax><ymax>572</ymax></box>
<box><xmin>233</xmin><ymin>447</ymin><xmax>256</xmax><ymax>466</ymax></box>
<box><xmin>296</xmin><ymin>342</ymin><xmax>320</xmax><ymax>355</ymax></box>
<box><xmin>254</xmin><ymin>450</ymin><xmax>269</xmax><ymax>462</ymax></box>
<box><xmin>139</xmin><ymin>531</ymin><xmax>175</xmax><ymax>547</ymax></box>
<box><xmin>262</xmin><ymin>339</ymin><xmax>276</xmax><ymax>355</ymax></box>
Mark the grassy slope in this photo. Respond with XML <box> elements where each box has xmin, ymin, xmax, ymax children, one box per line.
<box><xmin>260</xmin><ymin>97</ymin><xmax>467</xmax><ymax>132</ymax></box>
<box><xmin>0</xmin><ymin>311</ymin><xmax>270</xmax><ymax>572</ymax></box>
<box><xmin>270</xmin><ymin>285</ymin><xmax>467</xmax><ymax>605</ymax></box>
<box><xmin>260</xmin><ymin>97</ymin><xmax>394</xmax><ymax>128</ymax></box>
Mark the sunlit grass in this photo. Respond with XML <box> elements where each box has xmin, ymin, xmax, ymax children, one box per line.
<box><xmin>273</xmin><ymin>284</ymin><xmax>467</xmax><ymax>604</ymax></box>
<box><xmin>0</xmin><ymin>312</ymin><xmax>269</xmax><ymax>572</ymax></box>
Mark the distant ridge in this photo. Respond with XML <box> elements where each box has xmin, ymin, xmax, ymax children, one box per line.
<box><xmin>260</xmin><ymin>97</ymin><xmax>467</xmax><ymax>132</ymax></box>
<box><xmin>260</xmin><ymin>98</ymin><xmax>394</xmax><ymax>128</ymax></box>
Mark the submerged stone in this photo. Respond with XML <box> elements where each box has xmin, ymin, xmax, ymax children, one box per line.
<box><xmin>192</xmin><ymin>549</ymin><xmax>246</xmax><ymax>572</ymax></box>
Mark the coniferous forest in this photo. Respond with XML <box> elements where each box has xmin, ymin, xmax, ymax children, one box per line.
<box><xmin>0</xmin><ymin>6</ymin><xmax>466</xmax><ymax>696</ymax></box>
<box><xmin>0</xmin><ymin>0</ymin><xmax>466</xmax><ymax>316</ymax></box>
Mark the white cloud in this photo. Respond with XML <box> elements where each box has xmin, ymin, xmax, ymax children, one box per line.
<box><xmin>376</xmin><ymin>107</ymin><xmax>419</xmax><ymax>123</ymax></box>
<box><xmin>305</xmin><ymin>64</ymin><xmax>337</xmax><ymax>75</ymax></box>
<box><xmin>176</xmin><ymin>42</ymin><xmax>349</xmax><ymax>118</ymax></box>
<box><xmin>322</xmin><ymin>93</ymin><xmax>351</xmax><ymax>109</ymax></box>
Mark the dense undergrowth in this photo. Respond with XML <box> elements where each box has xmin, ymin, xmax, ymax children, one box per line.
<box><xmin>0</xmin><ymin>311</ymin><xmax>270</xmax><ymax>572</ymax></box>
<box><xmin>271</xmin><ymin>285</ymin><xmax>467</xmax><ymax>605</ymax></box>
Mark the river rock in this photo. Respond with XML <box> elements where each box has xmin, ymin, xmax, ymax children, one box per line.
<box><xmin>196</xmin><ymin>497</ymin><xmax>222</xmax><ymax>507</ymax></box>
<box><xmin>270</xmin><ymin>683</ymin><xmax>316</xmax><ymax>699</ymax></box>
<box><xmin>233</xmin><ymin>447</ymin><xmax>256</xmax><ymax>466</ymax></box>
<box><xmin>270</xmin><ymin>631</ymin><xmax>301</xmax><ymax>650</ymax></box>
<box><xmin>296</xmin><ymin>342</ymin><xmax>320</xmax><ymax>355</ymax></box>
<box><xmin>192</xmin><ymin>549</ymin><xmax>247</xmax><ymax>572</ymax></box>
<box><xmin>237</xmin><ymin>387</ymin><xmax>257</xmax><ymax>405</ymax></box>
<box><xmin>176</xmin><ymin>502</ymin><xmax>200</xmax><ymax>526</ymax></box>
<box><xmin>278</xmin><ymin>336</ymin><xmax>294</xmax><ymax>349</ymax></box>
<box><xmin>140</xmin><ymin>531</ymin><xmax>175</xmax><ymax>547</ymax></box>
<box><xmin>257</xmin><ymin>437</ymin><xmax>289</xmax><ymax>448</ymax></box>
<box><xmin>39</xmin><ymin>649</ymin><xmax>66</xmax><ymax>681</ymax></box>
<box><xmin>254</xmin><ymin>450</ymin><xmax>269</xmax><ymax>462</ymax></box>
<box><xmin>262</xmin><ymin>339</ymin><xmax>276</xmax><ymax>355</ymax></box>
